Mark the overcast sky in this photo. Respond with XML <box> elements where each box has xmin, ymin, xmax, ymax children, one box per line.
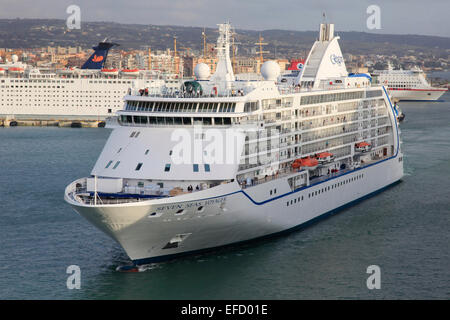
<box><xmin>1</xmin><ymin>0</ymin><xmax>449</xmax><ymax>37</ymax></box>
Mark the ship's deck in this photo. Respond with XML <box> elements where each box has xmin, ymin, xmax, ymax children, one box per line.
<box><xmin>66</xmin><ymin>149</ymin><xmax>390</xmax><ymax>207</ymax></box>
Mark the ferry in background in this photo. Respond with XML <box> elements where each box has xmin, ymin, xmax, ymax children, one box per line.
<box><xmin>65</xmin><ymin>23</ymin><xmax>404</xmax><ymax>266</ymax></box>
<box><xmin>0</xmin><ymin>40</ymin><xmax>181</xmax><ymax>120</ymax></box>
<box><xmin>372</xmin><ymin>63</ymin><xmax>447</xmax><ymax>101</ymax></box>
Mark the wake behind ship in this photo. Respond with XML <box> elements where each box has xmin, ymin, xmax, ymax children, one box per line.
<box><xmin>64</xmin><ymin>23</ymin><xmax>404</xmax><ymax>265</ymax></box>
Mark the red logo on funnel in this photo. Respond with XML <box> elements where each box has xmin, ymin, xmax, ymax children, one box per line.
<box><xmin>92</xmin><ymin>55</ymin><xmax>104</xmax><ymax>62</ymax></box>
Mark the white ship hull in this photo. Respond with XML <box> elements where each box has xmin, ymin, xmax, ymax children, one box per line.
<box><xmin>64</xmin><ymin>22</ymin><xmax>404</xmax><ymax>266</ymax></box>
<box><xmin>389</xmin><ymin>88</ymin><xmax>447</xmax><ymax>101</ymax></box>
<box><xmin>0</xmin><ymin>78</ymin><xmax>168</xmax><ymax>120</ymax></box>
<box><xmin>65</xmin><ymin>154</ymin><xmax>403</xmax><ymax>264</ymax></box>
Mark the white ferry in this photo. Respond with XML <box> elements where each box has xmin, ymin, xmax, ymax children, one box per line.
<box><xmin>0</xmin><ymin>40</ymin><xmax>181</xmax><ymax>121</ymax></box>
<box><xmin>65</xmin><ymin>23</ymin><xmax>404</xmax><ymax>266</ymax></box>
<box><xmin>373</xmin><ymin>64</ymin><xmax>447</xmax><ymax>101</ymax></box>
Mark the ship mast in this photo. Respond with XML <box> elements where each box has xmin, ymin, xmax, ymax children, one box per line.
<box><xmin>230</xmin><ymin>27</ymin><xmax>242</xmax><ymax>73</ymax></box>
<box><xmin>148</xmin><ymin>48</ymin><xmax>151</xmax><ymax>70</ymax></box>
<box><xmin>255</xmin><ymin>34</ymin><xmax>268</xmax><ymax>64</ymax></box>
<box><xmin>209</xmin><ymin>22</ymin><xmax>235</xmax><ymax>89</ymax></box>
<box><xmin>173</xmin><ymin>35</ymin><xmax>179</xmax><ymax>75</ymax></box>
<box><xmin>202</xmin><ymin>28</ymin><xmax>207</xmax><ymax>58</ymax></box>
<box><xmin>173</xmin><ymin>36</ymin><xmax>177</xmax><ymax>58</ymax></box>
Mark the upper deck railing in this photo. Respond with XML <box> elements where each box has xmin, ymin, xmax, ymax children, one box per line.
<box><xmin>128</xmin><ymin>81</ymin><xmax>378</xmax><ymax>101</ymax></box>
<box><xmin>129</xmin><ymin>88</ymin><xmax>247</xmax><ymax>99</ymax></box>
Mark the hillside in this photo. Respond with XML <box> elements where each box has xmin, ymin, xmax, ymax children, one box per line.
<box><xmin>0</xmin><ymin>18</ymin><xmax>449</xmax><ymax>58</ymax></box>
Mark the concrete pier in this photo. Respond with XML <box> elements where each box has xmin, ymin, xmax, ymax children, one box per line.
<box><xmin>0</xmin><ymin>116</ymin><xmax>106</xmax><ymax>128</ymax></box>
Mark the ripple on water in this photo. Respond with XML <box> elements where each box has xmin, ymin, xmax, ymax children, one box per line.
<box><xmin>1</xmin><ymin>94</ymin><xmax>450</xmax><ymax>299</ymax></box>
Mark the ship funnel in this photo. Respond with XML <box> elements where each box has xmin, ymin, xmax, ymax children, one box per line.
<box><xmin>81</xmin><ymin>39</ymin><xmax>120</xmax><ymax>70</ymax></box>
<box><xmin>319</xmin><ymin>23</ymin><xmax>334</xmax><ymax>41</ymax></box>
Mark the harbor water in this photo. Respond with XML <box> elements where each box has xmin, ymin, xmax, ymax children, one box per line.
<box><xmin>0</xmin><ymin>93</ymin><xmax>449</xmax><ymax>299</ymax></box>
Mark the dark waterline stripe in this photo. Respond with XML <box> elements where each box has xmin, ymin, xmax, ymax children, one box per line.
<box><xmin>132</xmin><ymin>180</ymin><xmax>402</xmax><ymax>265</ymax></box>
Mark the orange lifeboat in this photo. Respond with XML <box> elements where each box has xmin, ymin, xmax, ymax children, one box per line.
<box><xmin>101</xmin><ymin>68</ymin><xmax>119</xmax><ymax>75</ymax></box>
<box><xmin>355</xmin><ymin>142</ymin><xmax>371</xmax><ymax>153</ymax></box>
<box><xmin>292</xmin><ymin>156</ymin><xmax>319</xmax><ymax>170</ymax></box>
<box><xmin>121</xmin><ymin>69</ymin><xmax>140</xmax><ymax>76</ymax></box>
<box><xmin>316</xmin><ymin>152</ymin><xmax>335</xmax><ymax>164</ymax></box>
<box><xmin>8</xmin><ymin>67</ymin><xmax>24</xmax><ymax>73</ymax></box>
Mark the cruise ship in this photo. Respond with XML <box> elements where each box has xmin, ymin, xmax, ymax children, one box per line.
<box><xmin>372</xmin><ymin>64</ymin><xmax>447</xmax><ymax>101</ymax></box>
<box><xmin>64</xmin><ymin>23</ymin><xmax>404</xmax><ymax>267</ymax></box>
<box><xmin>0</xmin><ymin>40</ymin><xmax>180</xmax><ymax>121</ymax></box>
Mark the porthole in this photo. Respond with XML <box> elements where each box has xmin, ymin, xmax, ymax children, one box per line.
<box><xmin>148</xmin><ymin>212</ymin><xmax>163</xmax><ymax>218</ymax></box>
<box><xmin>175</xmin><ymin>209</ymin><xmax>185</xmax><ymax>215</ymax></box>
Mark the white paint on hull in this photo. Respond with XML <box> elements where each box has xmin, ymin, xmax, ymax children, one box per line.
<box><xmin>389</xmin><ymin>89</ymin><xmax>446</xmax><ymax>101</ymax></box>
<box><xmin>67</xmin><ymin>155</ymin><xmax>403</xmax><ymax>263</ymax></box>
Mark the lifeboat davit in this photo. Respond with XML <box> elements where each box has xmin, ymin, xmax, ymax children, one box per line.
<box><xmin>292</xmin><ymin>156</ymin><xmax>319</xmax><ymax>171</ymax></box>
<box><xmin>121</xmin><ymin>69</ymin><xmax>140</xmax><ymax>76</ymax></box>
<box><xmin>101</xmin><ymin>68</ymin><xmax>119</xmax><ymax>75</ymax></box>
<box><xmin>316</xmin><ymin>152</ymin><xmax>335</xmax><ymax>164</ymax></box>
<box><xmin>355</xmin><ymin>142</ymin><xmax>371</xmax><ymax>153</ymax></box>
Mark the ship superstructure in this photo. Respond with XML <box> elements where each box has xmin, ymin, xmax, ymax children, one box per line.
<box><xmin>0</xmin><ymin>40</ymin><xmax>181</xmax><ymax>120</ymax></box>
<box><xmin>373</xmin><ymin>64</ymin><xmax>447</xmax><ymax>101</ymax></box>
<box><xmin>65</xmin><ymin>23</ymin><xmax>404</xmax><ymax>265</ymax></box>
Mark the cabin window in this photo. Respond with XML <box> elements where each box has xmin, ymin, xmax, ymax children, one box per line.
<box><xmin>193</xmin><ymin>164</ymin><xmax>199</xmax><ymax>172</ymax></box>
<box><xmin>204</xmin><ymin>164</ymin><xmax>210</xmax><ymax>172</ymax></box>
<box><xmin>164</xmin><ymin>164</ymin><xmax>171</xmax><ymax>172</ymax></box>
<box><xmin>183</xmin><ymin>117</ymin><xmax>192</xmax><ymax>125</ymax></box>
<box><xmin>105</xmin><ymin>160</ymin><xmax>113</xmax><ymax>168</ymax></box>
<box><xmin>174</xmin><ymin>117</ymin><xmax>182</xmax><ymax>125</ymax></box>
<box><xmin>145</xmin><ymin>149</ymin><xmax>149</xmax><ymax>155</ymax></box>
<box><xmin>112</xmin><ymin>161</ymin><xmax>120</xmax><ymax>169</ymax></box>
<box><xmin>135</xmin><ymin>163</ymin><xmax>143</xmax><ymax>171</ymax></box>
